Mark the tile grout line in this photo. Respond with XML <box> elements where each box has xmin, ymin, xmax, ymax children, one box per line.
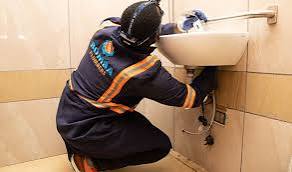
<box><xmin>239</xmin><ymin>107</ymin><xmax>246</xmax><ymax>172</ymax></box>
<box><xmin>170</xmin><ymin>151</ymin><xmax>208</xmax><ymax>172</ymax></box>
<box><xmin>217</xmin><ymin>70</ymin><xmax>292</xmax><ymax>76</ymax></box>
<box><xmin>173</xmin><ymin>66</ymin><xmax>292</xmax><ymax>77</ymax></box>
<box><xmin>172</xmin><ymin>0</ymin><xmax>175</xmax><ymax>23</ymax></box>
<box><xmin>217</xmin><ymin>69</ymin><xmax>246</xmax><ymax>72</ymax></box>
<box><xmin>247</xmin><ymin>71</ymin><xmax>292</xmax><ymax>76</ymax></box>
<box><xmin>172</xmin><ymin>105</ymin><xmax>176</xmax><ymax>146</ymax></box>
<box><xmin>172</xmin><ymin>68</ymin><xmax>177</xmax><ymax>150</ymax></box>
<box><xmin>67</xmin><ymin>0</ymin><xmax>73</xmax><ymax>69</ymax></box>
<box><xmin>0</xmin><ymin>153</ymin><xmax>67</xmax><ymax>169</ymax></box>
<box><xmin>0</xmin><ymin>97</ymin><xmax>61</xmax><ymax>104</ymax></box>
<box><xmin>168</xmin><ymin>0</ymin><xmax>171</xmax><ymax>22</ymax></box>
<box><xmin>0</xmin><ymin>68</ymin><xmax>75</xmax><ymax>73</ymax></box>
<box><xmin>245</xmin><ymin>0</ymin><xmax>250</xmax><ymax>73</ymax></box>
<box><xmin>217</xmin><ymin>104</ymin><xmax>292</xmax><ymax>124</ymax></box>
<box><xmin>168</xmin><ymin>0</ymin><xmax>174</xmax><ymax>23</ymax></box>
<box><xmin>245</xmin><ymin>111</ymin><xmax>292</xmax><ymax>124</ymax></box>
<box><xmin>239</xmin><ymin>2</ymin><xmax>250</xmax><ymax>170</ymax></box>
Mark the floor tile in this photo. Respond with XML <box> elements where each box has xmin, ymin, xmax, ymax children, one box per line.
<box><xmin>0</xmin><ymin>152</ymin><xmax>206</xmax><ymax>172</ymax></box>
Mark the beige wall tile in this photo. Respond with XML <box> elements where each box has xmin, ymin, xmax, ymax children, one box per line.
<box><xmin>248</xmin><ymin>0</ymin><xmax>292</xmax><ymax>74</ymax></box>
<box><xmin>134</xmin><ymin>99</ymin><xmax>146</xmax><ymax>114</ymax></box>
<box><xmin>174</xmin><ymin>0</ymin><xmax>248</xmax><ymax>32</ymax></box>
<box><xmin>0</xmin><ymin>0</ymin><xmax>70</xmax><ymax>71</ymax></box>
<box><xmin>173</xmin><ymin>68</ymin><xmax>247</xmax><ymax>111</ymax></box>
<box><xmin>164</xmin><ymin>66</ymin><xmax>175</xmax><ymax>76</ymax></box>
<box><xmin>174</xmin><ymin>108</ymin><xmax>244</xmax><ymax>172</ymax></box>
<box><xmin>242</xmin><ymin>113</ymin><xmax>292</xmax><ymax>172</ymax></box>
<box><xmin>173</xmin><ymin>107</ymin><xmax>207</xmax><ymax>165</ymax></box>
<box><xmin>173</xmin><ymin>67</ymin><xmax>188</xmax><ymax>84</ymax></box>
<box><xmin>0</xmin><ymin>70</ymin><xmax>70</xmax><ymax>103</ymax></box>
<box><xmin>274</xmin><ymin>74</ymin><xmax>292</xmax><ymax>122</ymax></box>
<box><xmin>246</xmin><ymin>73</ymin><xmax>292</xmax><ymax>123</ymax></box>
<box><xmin>246</xmin><ymin>73</ymin><xmax>275</xmax><ymax>116</ymax></box>
<box><xmin>69</xmin><ymin>0</ymin><xmax>172</xmax><ymax>68</ymax></box>
<box><xmin>216</xmin><ymin>71</ymin><xmax>246</xmax><ymax>111</ymax></box>
<box><xmin>143</xmin><ymin>99</ymin><xmax>175</xmax><ymax>144</ymax></box>
<box><xmin>0</xmin><ymin>98</ymin><xmax>66</xmax><ymax>167</ymax></box>
<box><xmin>153</xmin><ymin>50</ymin><xmax>175</xmax><ymax>67</ymax></box>
<box><xmin>173</xmin><ymin>67</ymin><xmax>202</xmax><ymax>85</ymax></box>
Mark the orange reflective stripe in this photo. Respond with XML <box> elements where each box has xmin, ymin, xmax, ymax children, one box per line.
<box><xmin>112</xmin><ymin>103</ymin><xmax>134</xmax><ymax>112</ymax></box>
<box><xmin>68</xmin><ymin>79</ymin><xmax>74</xmax><ymax>90</ymax></box>
<box><xmin>98</xmin><ymin>55</ymin><xmax>159</xmax><ymax>103</ymax></box>
<box><xmin>80</xmin><ymin>94</ymin><xmax>134</xmax><ymax>112</ymax></box>
<box><xmin>110</xmin><ymin>104</ymin><xmax>134</xmax><ymax>114</ymax></box>
<box><xmin>110</xmin><ymin>107</ymin><xmax>127</xmax><ymax>114</ymax></box>
<box><xmin>183</xmin><ymin>84</ymin><xmax>196</xmax><ymax>109</ymax></box>
<box><xmin>68</xmin><ymin>79</ymin><xmax>133</xmax><ymax>114</ymax></box>
<box><xmin>78</xmin><ymin>94</ymin><xmax>108</xmax><ymax>108</ymax></box>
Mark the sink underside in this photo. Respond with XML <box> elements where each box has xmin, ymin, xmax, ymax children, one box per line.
<box><xmin>157</xmin><ymin>32</ymin><xmax>249</xmax><ymax>66</ymax></box>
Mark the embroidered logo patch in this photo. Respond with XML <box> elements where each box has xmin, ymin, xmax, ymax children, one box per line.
<box><xmin>102</xmin><ymin>41</ymin><xmax>115</xmax><ymax>57</ymax></box>
<box><xmin>89</xmin><ymin>40</ymin><xmax>114</xmax><ymax>76</ymax></box>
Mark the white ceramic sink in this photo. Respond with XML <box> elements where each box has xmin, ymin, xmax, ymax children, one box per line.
<box><xmin>157</xmin><ymin>32</ymin><xmax>249</xmax><ymax>66</ymax></box>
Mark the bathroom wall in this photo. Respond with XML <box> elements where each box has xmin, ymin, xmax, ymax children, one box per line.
<box><xmin>0</xmin><ymin>0</ymin><xmax>70</xmax><ymax>167</ymax></box>
<box><xmin>173</xmin><ymin>0</ymin><xmax>292</xmax><ymax>172</ymax></box>
<box><xmin>2</xmin><ymin>0</ymin><xmax>291</xmax><ymax>171</ymax></box>
<box><xmin>0</xmin><ymin>0</ymin><xmax>174</xmax><ymax>167</ymax></box>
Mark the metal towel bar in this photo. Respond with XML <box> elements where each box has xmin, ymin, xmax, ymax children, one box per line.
<box><xmin>185</xmin><ymin>5</ymin><xmax>278</xmax><ymax>24</ymax></box>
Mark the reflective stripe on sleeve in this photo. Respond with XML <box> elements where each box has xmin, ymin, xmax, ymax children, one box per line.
<box><xmin>98</xmin><ymin>55</ymin><xmax>159</xmax><ymax>103</ymax></box>
<box><xmin>182</xmin><ymin>84</ymin><xmax>196</xmax><ymax>109</ymax></box>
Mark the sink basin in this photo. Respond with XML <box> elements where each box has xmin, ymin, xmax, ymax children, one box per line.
<box><xmin>157</xmin><ymin>32</ymin><xmax>249</xmax><ymax>66</ymax></box>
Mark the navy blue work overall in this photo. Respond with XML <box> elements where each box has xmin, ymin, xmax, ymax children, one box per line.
<box><xmin>56</xmin><ymin>20</ymin><xmax>197</xmax><ymax>171</ymax></box>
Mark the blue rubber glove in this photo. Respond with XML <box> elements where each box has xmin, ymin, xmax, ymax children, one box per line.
<box><xmin>192</xmin><ymin>10</ymin><xmax>208</xmax><ymax>22</ymax></box>
<box><xmin>182</xmin><ymin>10</ymin><xmax>208</xmax><ymax>31</ymax></box>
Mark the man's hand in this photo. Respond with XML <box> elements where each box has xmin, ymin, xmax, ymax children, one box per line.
<box><xmin>188</xmin><ymin>10</ymin><xmax>208</xmax><ymax>22</ymax></box>
<box><xmin>190</xmin><ymin>67</ymin><xmax>217</xmax><ymax>106</ymax></box>
<box><xmin>179</xmin><ymin>10</ymin><xmax>208</xmax><ymax>32</ymax></box>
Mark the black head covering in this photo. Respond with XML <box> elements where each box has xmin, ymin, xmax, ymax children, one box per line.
<box><xmin>120</xmin><ymin>0</ymin><xmax>164</xmax><ymax>48</ymax></box>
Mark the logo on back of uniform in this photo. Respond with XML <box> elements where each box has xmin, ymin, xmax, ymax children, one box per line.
<box><xmin>89</xmin><ymin>40</ymin><xmax>114</xmax><ymax>76</ymax></box>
